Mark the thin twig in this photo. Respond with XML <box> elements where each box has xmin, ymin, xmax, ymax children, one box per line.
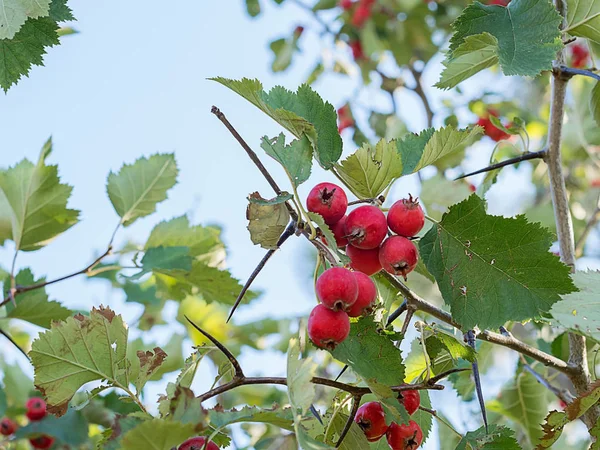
<box><xmin>521</xmin><ymin>358</ymin><xmax>575</xmax><ymax>404</ymax></box>
<box><xmin>386</xmin><ymin>299</ymin><xmax>408</xmax><ymax>325</ymax></box>
<box><xmin>400</xmin><ymin>305</ymin><xmax>416</xmax><ymax>336</ymax></box>
<box><xmin>427</xmin><ymin>367</ymin><xmax>470</xmax><ymax>385</ymax></box>
<box><xmin>0</xmin><ymin>327</ymin><xmax>30</xmax><ymax>360</ymax></box>
<box><xmin>454</xmin><ymin>150</ymin><xmax>547</xmax><ymax>180</ymax></box>
<box><xmin>408</xmin><ymin>66</ymin><xmax>434</xmax><ymax>128</ymax></box>
<box><xmin>335</xmin><ymin>395</ymin><xmax>361</xmax><ymax>447</ymax></box>
<box><xmin>466</xmin><ymin>330</ymin><xmax>488</xmax><ymax>432</ymax></box>
<box><xmin>348</xmin><ymin>197</ymin><xmax>384</xmax><ymax>206</ymax></box>
<box><xmin>418</xmin><ymin>405</ymin><xmax>437</xmax><ymax>415</ymax></box>
<box><xmin>556</xmin><ymin>65</ymin><xmax>600</xmax><ymax>82</ymax></box>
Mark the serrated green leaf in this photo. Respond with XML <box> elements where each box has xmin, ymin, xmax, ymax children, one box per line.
<box><xmin>590</xmin><ymin>82</ymin><xmax>600</xmax><ymax>127</ymax></box>
<box><xmin>436</xmin><ymin>33</ymin><xmax>499</xmax><ymax>90</ymax></box>
<box><xmin>0</xmin><ymin>0</ymin><xmax>51</xmax><ymax>39</ymax></box>
<box><xmin>13</xmin><ymin>408</ymin><xmax>88</xmax><ymax>446</ymax></box>
<box><xmin>419</xmin><ymin>195</ymin><xmax>576</xmax><ymax>330</ymax></box>
<box><xmin>456</xmin><ymin>424</ymin><xmax>521</xmax><ymax>450</ymax></box>
<box><xmin>107</xmin><ymin>153</ymin><xmax>178</xmax><ymax>227</ymax></box>
<box><xmin>335</xmin><ymin>138</ymin><xmax>403</xmax><ymax>198</ymax></box>
<box><xmin>287</xmin><ymin>337</ymin><xmax>316</xmax><ymax>415</ymax></box>
<box><xmin>30</xmin><ymin>306</ymin><xmax>132</xmax><ymax>416</ymax></box>
<box><xmin>246</xmin><ymin>191</ymin><xmax>290</xmax><ymax>250</ymax></box>
<box><xmin>423</xmin><ymin>325</ymin><xmax>477</xmax><ymax>363</ymax></box>
<box><xmin>261</xmin><ymin>133</ymin><xmax>312</xmax><ymax>188</ymax></box>
<box><xmin>4</xmin><ymin>268</ymin><xmax>72</xmax><ymax>328</ymax></box>
<box><xmin>0</xmin><ymin>138</ymin><xmax>79</xmax><ymax>251</ymax></box>
<box><xmin>419</xmin><ymin>174</ymin><xmax>472</xmax><ymax>222</ymax></box>
<box><xmin>208</xmin><ymin>405</ymin><xmax>294</xmax><ymax>430</ymax></box>
<box><xmin>49</xmin><ymin>0</ymin><xmax>73</xmax><ymax>21</ymax></box>
<box><xmin>449</xmin><ymin>0</ymin><xmax>562</xmax><ymax>77</ymax></box>
<box><xmin>248</xmin><ymin>191</ymin><xmax>293</xmax><ymax>206</ymax></box>
<box><xmin>121</xmin><ymin>419</ymin><xmax>196</xmax><ymax>450</ymax></box>
<box><xmin>129</xmin><ymin>246</ymin><xmax>192</xmax><ymax>280</ymax></box>
<box><xmin>551</xmin><ymin>271</ymin><xmax>600</xmax><ymax>341</ymax></box>
<box><xmin>566</xmin><ymin>0</ymin><xmax>600</xmax><ymax>43</ymax></box>
<box><xmin>396</xmin><ymin>129</ymin><xmax>435</xmax><ymax>175</ymax></box>
<box><xmin>327</xmin><ymin>412</ymin><xmax>370</xmax><ymax>449</ymax></box>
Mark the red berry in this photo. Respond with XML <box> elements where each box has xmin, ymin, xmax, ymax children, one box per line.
<box><xmin>339</xmin><ymin>0</ymin><xmax>353</xmax><ymax>9</ymax></box>
<box><xmin>571</xmin><ymin>43</ymin><xmax>589</xmax><ymax>68</ymax></box>
<box><xmin>308</xmin><ymin>304</ymin><xmax>350</xmax><ymax>350</ymax></box>
<box><xmin>316</xmin><ymin>267</ymin><xmax>358</xmax><ymax>311</ymax></box>
<box><xmin>379</xmin><ymin>236</ymin><xmax>418</xmax><ymax>280</ymax></box>
<box><xmin>26</xmin><ymin>397</ymin><xmax>47</xmax><ymax>421</ymax></box>
<box><xmin>307</xmin><ymin>182</ymin><xmax>348</xmax><ymax>225</ymax></box>
<box><xmin>346</xmin><ymin>245</ymin><xmax>382</xmax><ymax>276</ymax></box>
<box><xmin>355</xmin><ymin>401</ymin><xmax>388</xmax><ymax>442</ymax></box>
<box><xmin>398</xmin><ymin>388</ymin><xmax>421</xmax><ymax>415</ymax></box>
<box><xmin>386</xmin><ymin>421</ymin><xmax>423</xmax><ymax>450</ymax></box>
<box><xmin>29</xmin><ymin>435</ymin><xmax>55</xmax><ymax>450</ymax></box>
<box><xmin>345</xmin><ymin>205</ymin><xmax>387</xmax><ymax>250</ymax></box>
<box><xmin>489</xmin><ymin>0</ymin><xmax>510</xmax><ymax>5</ymax></box>
<box><xmin>349</xmin><ymin>40</ymin><xmax>365</xmax><ymax>60</ymax></box>
<box><xmin>468</xmin><ymin>183</ymin><xmax>476</xmax><ymax>192</ymax></box>
<box><xmin>592</xmin><ymin>179</ymin><xmax>600</xmax><ymax>188</ymax></box>
<box><xmin>387</xmin><ymin>196</ymin><xmax>425</xmax><ymax>237</ymax></box>
<box><xmin>352</xmin><ymin>3</ymin><xmax>372</xmax><ymax>27</ymax></box>
<box><xmin>294</xmin><ymin>25</ymin><xmax>304</xmax><ymax>36</ymax></box>
<box><xmin>331</xmin><ymin>216</ymin><xmax>349</xmax><ymax>248</ymax></box>
<box><xmin>179</xmin><ymin>436</ymin><xmax>219</xmax><ymax>450</ymax></box>
<box><xmin>0</xmin><ymin>418</ymin><xmax>16</xmax><ymax>436</ymax></box>
<box><xmin>347</xmin><ymin>272</ymin><xmax>378</xmax><ymax>317</ymax></box>
<box><xmin>476</xmin><ymin>113</ymin><xmax>510</xmax><ymax>142</ymax></box>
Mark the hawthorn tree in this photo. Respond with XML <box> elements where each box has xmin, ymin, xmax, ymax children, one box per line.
<box><xmin>2</xmin><ymin>0</ymin><xmax>600</xmax><ymax>448</ymax></box>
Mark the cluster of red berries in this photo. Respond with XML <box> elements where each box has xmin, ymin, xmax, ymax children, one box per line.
<box><xmin>305</xmin><ymin>182</ymin><xmax>424</xmax><ymax>350</ymax></box>
<box><xmin>476</xmin><ymin>109</ymin><xmax>511</xmax><ymax>142</ymax></box>
<box><xmin>178</xmin><ymin>436</ymin><xmax>219</xmax><ymax>450</ymax></box>
<box><xmin>0</xmin><ymin>397</ymin><xmax>54</xmax><ymax>449</ymax></box>
<box><xmin>570</xmin><ymin>43</ymin><xmax>590</xmax><ymax>68</ymax></box>
<box><xmin>337</xmin><ymin>105</ymin><xmax>355</xmax><ymax>133</ymax></box>
<box><xmin>355</xmin><ymin>391</ymin><xmax>423</xmax><ymax>449</ymax></box>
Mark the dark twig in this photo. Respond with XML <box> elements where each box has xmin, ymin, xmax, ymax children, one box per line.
<box><xmin>427</xmin><ymin>367</ymin><xmax>470</xmax><ymax>385</ymax></box>
<box><xmin>348</xmin><ymin>196</ymin><xmax>384</xmax><ymax>206</ymax></box>
<box><xmin>454</xmin><ymin>150</ymin><xmax>547</xmax><ymax>180</ymax></box>
<box><xmin>0</xmin><ymin>327</ymin><xmax>30</xmax><ymax>360</ymax></box>
<box><xmin>310</xmin><ymin>404</ymin><xmax>324</xmax><ymax>425</ymax></box>
<box><xmin>335</xmin><ymin>395</ymin><xmax>361</xmax><ymax>448</ymax></box>
<box><xmin>227</xmin><ymin>221</ymin><xmax>296</xmax><ymax>323</ymax></box>
<box><xmin>556</xmin><ymin>65</ymin><xmax>600</xmax><ymax>82</ymax></box>
<box><xmin>466</xmin><ymin>330</ymin><xmax>488</xmax><ymax>432</ymax></box>
<box><xmin>521</xmin><ymin>359</ymin><xmax>575</xmax><ymax>404</ymax></box>
<box><xmin>418</xmin><ymin>405</ymin><xmax>437</xmax><ymax>416</ymax></box>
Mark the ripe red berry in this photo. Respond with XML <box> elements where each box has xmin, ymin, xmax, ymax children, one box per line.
<box><xmin>347</xmin><ymin>272</ymin><xmax>378</xmax><ymax>317</ymax></box>
<box><xmin>346</xmin><ymin>245</ymin><xmax>382</xmax><ymax>276</ymax></box>
<box><xmin>571</xmin><ymin>43</ymin><xmax>589</xmax><ymax>68</ymax></box>
<box><xmin>349</xmin><ymin>40</ymin><xmax>365</xmax><ymax>60</ymax></box>
<box><xmin>179</xmin><ymin>436</ymin><xmax>219</xmax><ymax>450</ymax></box>
<box><xmin>25</xmin><ymin>397</ymin><xmax>47</xmax><ymax>421</ymax></box>
<box><xmin>339</xmin><ymin>0</ymin><xmax>353</xmax><ymax>9</ymax></box>
<box><xmin>331</xmin><ymin>216</ymin><xmax>349</xmax><ymax>248</ymax></box>
<box><xmin>307</xmin><ymin>182</ymin><xmax>348</xmax><ymax>225</ymax></box>
<box><xmin>489</xmin><ymin>0</ymin><xmax>510</xmax><ymax>5</ymax></box>
<box><xmin>351</xmin><ymin>3</ymin><xmax>372</xmax><ymax>27</ymax></box>
<box><xmin>294</xmin><ymin>25</ymin><xmax>304</xmax><ymax>36</ymax></box>
<box><xmin>387</xmin><ymin>196</ymin><xmax>425</xmax><ymax>237</ymax></box>
<box><xmin>379</xmin><ymin>236</ymin><xmax>418</xmax><ymax>280</ymax></box>
<box><xmin>476</xmin><ymin>113</ymin><xmax>510</xmax><ymax>142</ymax></box>
<box><xmin>316</xmin><ymin>267</ymin><xmax>358</xmax><ymax>311</ymax></box>
<box><xmin>29</xmin><ymin>435</ymin><xmax>55</xmax><ymax>450</ymax></box>
<box><xmin>355</xmin><ymin>401</ymin><xmax>388</xmax><ymax>442</ymax></box>
<box><xmin>345</xmin><ymin>205</ymin><xmax>387</xmax><ymax>250</ymax></box>
<box><xmin>307</xmin><ymin>304</ymin><xmax>350</xmax><ymax>350</ymax></box>
<box><xmin>398</xmin><ymin>388</ymin><xmax>421</xmax><ymax>415</ymax></box>
<box><xmin>386</xmin><ymin>421</ymin><xmax>423</xmax><ymax>450</ymax></box>
<box><xmin>0</xmin><ymin>418</ymin><xmax>16</xmax><ymax>436</ymax></box>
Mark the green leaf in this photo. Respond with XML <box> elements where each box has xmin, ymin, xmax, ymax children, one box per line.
<box><xmin>419</xmin><ymin>195</ymin><xmax>576</xmax><ymax>330</ymax></box>
<box><xmin>396</xmin><ymin>129</ymin><xmax>435</xmax><ymax>175</ymax></box>
<box><xmin>565</xmin><ymin>0</ymin><xmax>600</xmax><ymax>43</ymax></box>
<box><xmin>208</xmin><ymin>405</ymin><xmax>294</xmax><ymax>430</ymax></box>
<box><xmin>306</xmin><ymin>212</ymin><xmax>350</xmax><ymax>265</ymax></box>
<box><xmin>211</xmin><ymin>78</ymin><xmax>342</xmax><ymax>169</ymax></box>
<box><xmin>590</xmin><ymin>82</ymin><xmax>600</xmax><ymax>127</ymax></box>
<box><xmin>436</xmin><ymin>33</ymin><xmax>499</xmax><ymax>90</ymax></box>
<box><xmin>456</xmin><ymin>424</ymin><xmax>521</xmax><ymax>450</ymax></box>
<box><xmin>13</xmin><ymin>408</ymin><xmax>89</xmax><ymax>446</ymax></box>
<box><xmin>49</xmin><ymin>0</ymin><xmax>73</xmax><ymax>21</ymax></box>
<box><xmin>419</xmin><ymin>174</ymin><xmax>472</xmax><ymax>222</ymax></box>
<box><xmin>423</xmin><ymin>324</ymin><xmax>477</xmax><ymax>363</ymax></box>
<box><xmin>132</xmin><ymin>347</ymin><xmax>167</xmax><ymax>392</ymax></box>
<box><xmin>121</xmin><ymin>419</ymin><xmax>196</xmax><ymax>450</ymax></box>
<box><xmin>123</xmin><ymin>281</ymin><xmax>160</xmax><ymax>306</ymax></box>
<box><xmin>313</xmin><ymin>0</ymin><xmax>337</xmax><ymax>10</ymax></box>
<box><xmin>270</xmin><ymin>36</ymin><xmax>297</xmax><ymax>72</ymax></box>
<box><xmin>107</xmin><ymin>153</ymin><xmax>178</xmax><ymax>227</ymax></box>
<box><xmin>246</xmin><ymin>0</ymin><xmax>260</xmax><ymax>17</ymax></box>
<box><xmin>327</xmin><ymin>412</ymin><xmax>370</xmax><ymax>449</ymax></box>
<box><xmin>98</xmin><ymin>416</ymin><xmax>144</xmax><ymax>450</ymax></box>
<box><xmin>0</xmin><ymin>138</ymin><xmax>79</xmax><ymax>251</ymax></box>
<box><xmin>449</xmin><ymin>0</ymin><xmax>562</xmax><ymax>77</ymax></box>
<box><xmin>4</xmin><ymin>268</ymin><xmax>72</xmax><ymax>328</ymax></box>
<box><xmin>551</xmin><ymin>271</ymin><xmax>600</xmax><ymax>341</ymax></box>
<box><xmin>0</xmin><ymin>0</ymin><xmax>51</xmax><ymax>39</ymax></box>
<box><xmin>247</xmin><ymin>191</ymin><xmax>291</xmax><ymax>250</ymax></box>
<box><xmin>335</xmin><ymin>138</ymin><xmax>403</xmax><ymax>198</ymax></box>
<box><xmin>130</xmin><ymin>246</ymin><xmax>192</xmax><ymax>280</ymax></box>
<box><xmin>260</xmin><ymin>133</ymin><xmax>312</xmax><ymax>188</ymax></box>
<box><xmin>30</xmin><ymin>306</ymin><xmax>133</xmax><ymax>416</ymax></box>
<box><xmin>0</xmin><ymin>355</ymin><xmax>34</xmax><ymax>408</ymax></box>
<box><xmin>287</xmin><ymin>337</ymin><xmax>316</xmax><ymax>415</ymax></box>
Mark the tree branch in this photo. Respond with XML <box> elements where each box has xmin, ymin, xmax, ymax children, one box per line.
<box><xmin>556</xmin><ymin>65</ymin><xmax>600</xmax><ymax>82</ymax></box>
<box><xmin>408</xmin><ymin>66</ymin><xmax>434</xmax><ymax>128</ymax></box>
<box><xmin>454</xmin><ymin>150</ymin><xmax>547</xmax><ymax>180</ymax></box>
<box><xmin>335</xmin><ymin>395</ymin><xmax>361</xmax><ymax>448</ymax></box>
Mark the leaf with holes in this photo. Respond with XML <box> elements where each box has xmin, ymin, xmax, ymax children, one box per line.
<box><xmin>419</xmin><ymin>195</ymin><xmax>576</xmax><ymax>330</ymax></box>
<box><xmin>246</xmin><ymin>192</ymin><xmax>291</xmax><ymax>249</ymax></box>
<box><xmin>261</xmin><ymin>133</ymin><xmax>312</xmax><ymax>188</ymax></box>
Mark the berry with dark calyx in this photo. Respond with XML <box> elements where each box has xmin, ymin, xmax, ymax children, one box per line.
<box><xmin>26</xmin><ymin>397</ymin><xmax>47</xmax><ymax>421</ymax></box>
<box><xmin>0</xmin><ymin>418</ymin><xmax>16</xmax><ymax>436</ymax></box>
<box><xmin>398</xmin><ymin>388</ymin><xmax>421</xmax><ymax>415</ymax></box>
<box><xmin>346</xmin><ymin>245</ymin><xmax>382</xmax><ymax>276</ymax></box>
<box><xmin>316</xmin><ymin>267</ymin><xmax>358</xmax><ymax>311</ymax></box>
<box><xmin>308</xmin><ymin>304</ymin><xmax>350</xmax><ymax>350</ymax></box>
<box><xmin>179</xmin><ymin>436</ymin><xmax>219</xmax><ymax>450</ymax></box>
<box><xmin>29</xmin><ymin>436</ymin><xmax>55</xmax><ymax>450</ymax></box>
<box><xmin>331</xmin><ymin>216</ymin><xmax>349</xmax><ymax>248</ymax></box>
<box><xmin>379</xmin><ymin>236</ymin><xmax>418</xmax><ymax>280</ymax></box>
<box><xmin>355</xmin><ymin>401</ymin><xmax>388</xmax><ymax>442</ymax></box>
<box><xmin>346</xmin><ymin>205</ymin><xmax>388</xmax><ymax>250</ymax></box>
<box><xmin>347</xmin><ymin>272</ymin><xmax>378</xmax><ymax>317</ymax></box>
<box><xmin>387</xmin><ymin>195</ymin><xmax>425</xmax><ymax>237</ymax></box>
<box><xmin>307</xmin><ymin>182</ymin><xmax>348</xmax><ymax>225</ymax></box>
<box><xmin>386</xmin><ymin>421</ymin><xmax>423</xmax><ymax>450</ymax></box>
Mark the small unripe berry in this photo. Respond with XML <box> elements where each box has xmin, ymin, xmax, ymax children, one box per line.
<box><xmin>29</xmin><ymin>435</ymin><xmax>55</xmax><ymax>450</ymax></box>
<box><xmin>179</xmin><ymin>436</ymin><xmax>219</xmax><ymax>450</ymax></box>
<box><xmin>331</xmin><ymin>216</ymin><xmax>349</xmax><ymax>248</ymax></box>
<box><xmin>387</xmin><ymin>196</ymin><xmax>425</xmax><ymax>237</ymax></box>
<box><xmin>307</xmin><ymin>182</ymin><xmax>348</xmax><ymax>225</ymax></box>
<box><xmin>355</xmin><ymin>401</ymin><xmax>388</xmax><ymax>442</ymax></box>
<box><xmin>308</xmin><ymin>304</ymin><xmax>350</xmax><ymax>350</ymax></box>
<box><xmin>0</xmin><ymin>418</ymin><xmax>16</xmax><ymax>436</ymax></box>
<box><xmin>398</xmin><ymin>388</ymin><xmax>420</xmax><ymax>415</ymax></box>
<box><xmin>316</xmin><ymin>267</ymin><xmax>358</xmax><ymax>311</ymax></box>
<box><xmin>386</xmin><ymin>421</ymin><xmax>423</xmax><ymax>450</ymax></box>
<box><xmin>25</xmin><ymin>397</ymin><xmax>47</xmax><ymax>421</ymax></box>
<box><xmin>346</xmin><ymin>245</ymin><xmax>382</xmax><ymax>276</ymax></box>
<box><xmin>379</xmin><ymin>236</ymin><xmax>418</xmax><ymax>280</ymax></box>
<box><xmin>347</xmin><ymin>272</ymin><xmax>377</xmax><ymax>317</ymax></box>
<box><xmin>345</xmin><ymin>205</ymin><xmax>387</xmax><ymax>250</ymax></box>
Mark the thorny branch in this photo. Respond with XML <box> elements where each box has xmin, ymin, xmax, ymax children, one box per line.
<box><xmin>455</xmin><ymin>149</ymin><xmax>547</xmax><ymax>180</ymax></box>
